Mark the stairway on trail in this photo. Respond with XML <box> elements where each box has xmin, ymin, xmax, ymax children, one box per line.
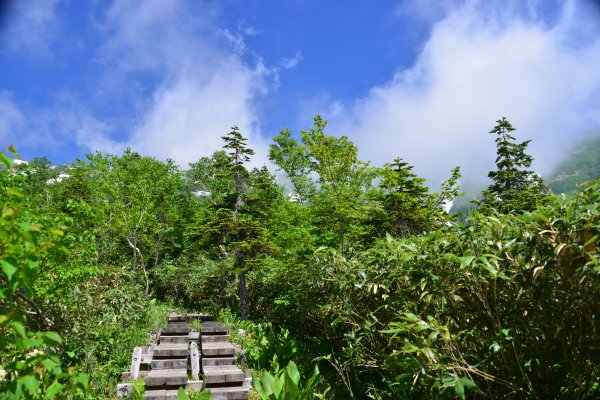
<box><xmin>143</xmin><ymin>313</ymin><xmax>192</xmax><ymax>399</ymax></box>
<box><xmin>116</xmin><ymin>312</ymin><xmax>251</xmax><ymax>400</ymax></box>
<box><xmin>200</xmin><ymin>319</ymin><xmax>251</xmax><ymax>400</ymax></box>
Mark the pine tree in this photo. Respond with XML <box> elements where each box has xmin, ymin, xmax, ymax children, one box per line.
<box><xmin>475</xmin><ymin>117</ymin><xmax>547</xmax><ymax>214</ymax></box>
<box><xmin>222</xmin><ymin>126</ymin><xmax>255</xmax><ymax>217</ymax></box>
<box><xmin>219</xmin><ymin>127</ymin><xmax>254</xmax><ymax>320</ymax></box>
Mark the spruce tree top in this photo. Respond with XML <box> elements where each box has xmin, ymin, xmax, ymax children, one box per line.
<box><xmin>475</xmin><ymin>117</ymin><xmax>547</xmax><ymax>214</ymax></box>
<box><xmin>222</xmin><ymin>126</ymin><xmax>255</xmax><ymax>168</ymax></box>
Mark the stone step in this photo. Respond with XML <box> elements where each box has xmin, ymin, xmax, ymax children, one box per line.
<box><xmin>203</xmin><ymin>365</ymin><xmax>245</xmax><ymax>385</ymax></box>
<box><xmin>202</xmin><ymin>357</ymin><xmax>237</xmax><ymax>366</ymax></box>
<box><xmin>208</xmin><ymin>378</ymin><xmax>252</xmax><ymax>400</ymax></box>
<box><xmin>189</xmin><ymin>331</ymin><xmax>200</xmax><ymax>341</ymax></box>
<box><xmin>151</xmin><ymin>358</ymin><xmax>187</xmax><ymax>369</ymax></box>
<box><xmin>144</xmin><ymin>369</ymin><xmax>187</xmax><ymax>387</ymax></box>
<box><xmin>202</xmin><ymin>334</ymin><xmax>230</xmax><ymax>343</ymax></box>
<box><xmin>153</xmin><ymin>343</ymin><xmax>189</xmax><ymax>358</ymax></box>
<box><xmin>201</xmin><ymin>342</ymin><xmax>236</xmax><ymax>357</ymax></box>
<box><xmin>160</xmin><ymin>335</ymin><xmax>189</xmax><ymax>344</ymax></box>
<box><xmin>143</xmin><ymin>389</ymin><xmax>180</xmax><ymax>400</ymax></box>
<box><xmin>201</xmin><ymin>322</ymin><xmax>230</xmax><ymax>334</ymax></box>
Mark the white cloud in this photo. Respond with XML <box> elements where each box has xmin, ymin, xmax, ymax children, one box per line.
<box><xmin>330</xmin><ymin>0</ymin><xmax>600</xmax><ymax>188</ymax></box>
<box><xmin>0</xmin><ymin>0</ymin><xmax>60</xmax><ymax>58</ymax></box>
<box><xmin>126</xmin><ymin>63</ymin><xmax>269</xmax><ymax>167</ymax></box>
<box><xmin>0</xmin><ymin>92</ymin><xmax>25</xmax><ymax>144</ymax></box>
<box><xmin>81</xmin><ymin>0</ymin><xmax>272</xmax><ymax>168</ymax></box>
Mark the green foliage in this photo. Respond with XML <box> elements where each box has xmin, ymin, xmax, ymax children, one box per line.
<box><xmin>0</xmin><ymin>146</ymin><xmax>89</xmax><ymax>399</ymax></box>
<box><xmin>269</xmin><ymin>129</ymin><xmax>315</xmax><ymax>203</ymax></box>
<box><xmin>300</xmin><ymin>115</ymin><xmax>373</xmax><ymax>254</ymax></box>
<box><xmin>253</xmin><ymin>361</ymin><xmax>327</xmax><ymax>400</ymax></box>
<box><xmin>316</xmin><ymin>180</ymin><xmax>599</xmax><ymax>398</ymax></box>
<box><xmin>130</xmin><ymin>377</ymin><xmax>145</xmax><ymax>400</ymax></box>
<box><xmin>547</xmin><ymin>129</ymin><xmax>600</xmax><ymax>193</ymax></box>
<box><xmin>177</xmin><ymin>387</ymin><xmax>211</xmax><ymax>400</ymax></box>
<box><xmin>369</xmin><ymin>158</ymin><xmax>437</xmax><ymax>238</ymax></box>
<box><xmin>2</xmin><ymin>114</ymin><xmax>596</xmax><ymax>399</ymax></box>
<box><xmin>475</xmin><ymin>117</ymin><xmax>548</xmax><ymax>214</ymax></box>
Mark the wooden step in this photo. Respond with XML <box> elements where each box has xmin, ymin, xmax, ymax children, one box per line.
<box><xmin>168</xmin><ymin>313</ymin><xmax>187</xmax><ymax>323</ymax></box>
<box><xmin>151</xmin><ymin>358</ymin><xmax>187</xmax><ymax>369</ymax></box>
<box><xmin>202</xmin><ymin>357</ymin><xmax>237</xmax><ymax>366</ymax></box>
<box><xmin>161</xmin><ymin>323</ymin><xmax>190</xmax><ymax>335</ymax></box>
<box><xmin>203</xmin><ymin>365</ymin><xmax>245</xmax><ymax>385</ymax></box>
<box><xmin>160</xmin><ymin>335</ymin><xmax>188</xmax><ymax>344</ymax></box>
<box><xmin>153</xmin><ymin>343</ymin><xmax>188</xmax><ymax>358</ymax></box>
<box><xmin>144</xmin><ymin>368</ymin><xmax>187</xmax><ymax>387</ymax></box>
<box><xmin>208</xmin><ymin>378</ymin><xmax>252</xmax><ymax>400</ymax></box>
<box><xmin>201</xmin><ymin>322</ymin><xmax>230</xmax><ymax>334</ymax></box>
<box><xmin>202</xmin><ymin>334</ymin><xmax>230</xmax><ymax>343</ymax></box>
<box><xmin>187</xmin><ymin>313</ymin><xmax>214</xmax><ymax>321</ymax></box>
<box><xmin>201</xmin><ymin>342</ymin><xmax>236</xmax><ymax>357</ymax></box>
<box><xmin>143</xmin><ymin>389</ymin><xmax>180</xmax><ymax>400</ymax></box>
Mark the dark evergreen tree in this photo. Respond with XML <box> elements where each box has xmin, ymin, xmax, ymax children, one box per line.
<box><xmin>475</xmin><ymin>117</ymin><xmax>547</xmax><ymax>214</ymax></box>
<box><xmin>380</xmin><ymin>158</ymin><xmax>431</xmax><ymax>237</ymax></box>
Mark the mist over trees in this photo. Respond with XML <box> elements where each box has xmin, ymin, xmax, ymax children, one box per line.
<box><xmin>1</xmin><ymin>117</ymin><xmax>598</xmax><ymax>399</ymax></box>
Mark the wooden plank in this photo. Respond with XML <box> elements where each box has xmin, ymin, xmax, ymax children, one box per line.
<box><xmin>130</xmin><ymin>347</ymin><xmax>142</xmax><ymax>379</ymax></box>
<box><xmin>116</xmin><ymin>383</ymin><xmax>132</xmax><ymax>397</ymax></box>
<box><xmin>190</xmin><ymin>342</ymin><xmax>200</xmax><ymax>380</ymax></box>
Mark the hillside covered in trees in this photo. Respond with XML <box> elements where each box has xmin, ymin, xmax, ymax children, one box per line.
<box><xmin>1</xmin><ymin>117</ymin><xmax>599</xmax><ymax>399</ymax></box>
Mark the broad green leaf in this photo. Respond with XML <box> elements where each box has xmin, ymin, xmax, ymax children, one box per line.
<box><xmin>44</xmin><ymin>381</ymin><xmax>65</xmax><ymax>399</ymax></box>
<box><xmin>11</xmin><ymin>321</ymin><xmax>27</xmax><ymax>338</ymax></box>
<box><xmin>177</xmin><ymin>387</ymin><xmax>189</xmax><ymax>400</ymax></box>
<box><xmin>0</xmin><ymin>152</ymin><xmax>13</xmax><ymax>168</ymax></box>
<box><xmin>19</xmin><ymin>375</ymin><xmax>41</xmax><ymax>395</ymax></box>
<box><xmin>402</xmin><ymin>313</ymin><xmax>419</xmax><ymax>323</ymax></box>
<box><xmin>305</xmin><ymin>364</ymin><xmax>320</xmax><ymax>391</ymax></box>
<box><xmin>43</xmin><ymin>331</ymin><xmax>62</xmax><ymax>345</ymax></box>
<box><xmin>286</xmin><ymin>361</ymin><xmax>300</xmax><ymax>385</ymax></box>
<box><xmin>1</xmin><ymin>259</ymin><xmax>18</xmax><ymax>281</ymax></box>
<box><xmin>458</xmin><ymin>255</ymin><xmax>475</xmax><ymax>269</ymax></box>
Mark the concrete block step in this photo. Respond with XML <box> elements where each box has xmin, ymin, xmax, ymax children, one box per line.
<box><xmin>202</xmin><ymin>334</ymin><xmax>230</xmax><ymax>343</ymax></box>
<box><xmin>208</xmin><ymin>378</ymin><xmax>251</xmax><ymax>400</ymax></box>
<box><xmin>189</xmin><ymin>332</ymin><xmax>200</xmax><ymax>341</ymax></box>
<box><xmin>202</xmin><ymin>357</ymin><xmax>237</xmax><ymax>366</ymax></box>
<box><xmin>144</xmin><ymin>369</ymin><xmax>187</xmax><ymax>387</ymax></box>
<box><xmin>153</xmin><ymin>343</ymin><xmax>189</xmax><ymax>358</ymax></box>
<box><xmin>143</xmin><ymin>389</ymin><xmax>180</xmax><ymax>400</ymax></box>
<box><xmin>201</xmin><ymin>342</ymin><xmax>236</xmax><ymax>357</ymax></box>
<box><xmin>151</xmin><ymin>358</ymin><xmax>187</xmax><ymax>369</ymax></box>
<box><xmin>203</xmin><ymin>365</ymin><xmax>245</xmax><ymax>385</ymax></box>
<box><xmin>160</xmin><ymin>335</ymin><xmax>189</xmax><ymax>344</ymax></box>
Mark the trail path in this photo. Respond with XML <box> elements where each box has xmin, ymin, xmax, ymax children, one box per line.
<box><xmin>117</xmin><ymin>312</ymin><xmax>251</xmax><ymax>400</ymax></box>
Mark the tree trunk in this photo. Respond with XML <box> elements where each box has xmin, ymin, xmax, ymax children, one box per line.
<box><xmin>239</xmin><ymin>271</ymin><xmax>247</xmax><ymax>320</ymax></box>
<box><xmin>338</xmin><ymin>212</ymin><xmax>345</xmax><ymax>257</ymax></box>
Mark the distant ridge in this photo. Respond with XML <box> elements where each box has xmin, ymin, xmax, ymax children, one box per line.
<box><xmin>547</xmin><ymin>129</ymin><xmax>600</xmax><ymax>194</ymax></box>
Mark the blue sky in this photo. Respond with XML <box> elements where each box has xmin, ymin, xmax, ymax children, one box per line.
<box><xmin>1</xmin><ymin>0</ymin><xmax>599</xmax><ymax>188</ymax></box>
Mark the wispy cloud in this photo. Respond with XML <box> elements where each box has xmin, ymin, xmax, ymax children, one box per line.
<box><xmin>0</xmin><ymin>92</ymin><xmax>25</xmax><ymax>144</ymax></box>
<box><xmin>330</xmin><ymin>0</ymin><xmax>600</xmax><ymax>188</ymax></box>
<box><xmin>80</xmin><ymin>0</ymin><xmax>274</xmax><ymax>167</ymax></box>
<box><xmin>0</xmin><ymin>0</ymin><xmax>60</xmax><ymax>59</ymax></box>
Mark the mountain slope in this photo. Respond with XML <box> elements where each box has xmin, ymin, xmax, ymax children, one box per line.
<box><xmin>547</xmin><ymin>129</ymin><xmax>600</xmax><ymax>194</ymax></box>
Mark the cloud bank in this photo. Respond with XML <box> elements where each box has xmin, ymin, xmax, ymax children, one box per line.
<box><xmin>92</xmin><ymin>0</ymin><xmax>273</xmax><ymax>167</ymax></box>
<box><xmin>330</xmin><ymin>0</ymin><xmax>600</xmax><ymax>188</ymax></box>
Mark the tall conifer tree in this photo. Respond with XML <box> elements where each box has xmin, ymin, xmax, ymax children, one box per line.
<box><xmin>475</xmin><ymin>117</ymin><xmax>547</xmax><ymax>214</ymax></box>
